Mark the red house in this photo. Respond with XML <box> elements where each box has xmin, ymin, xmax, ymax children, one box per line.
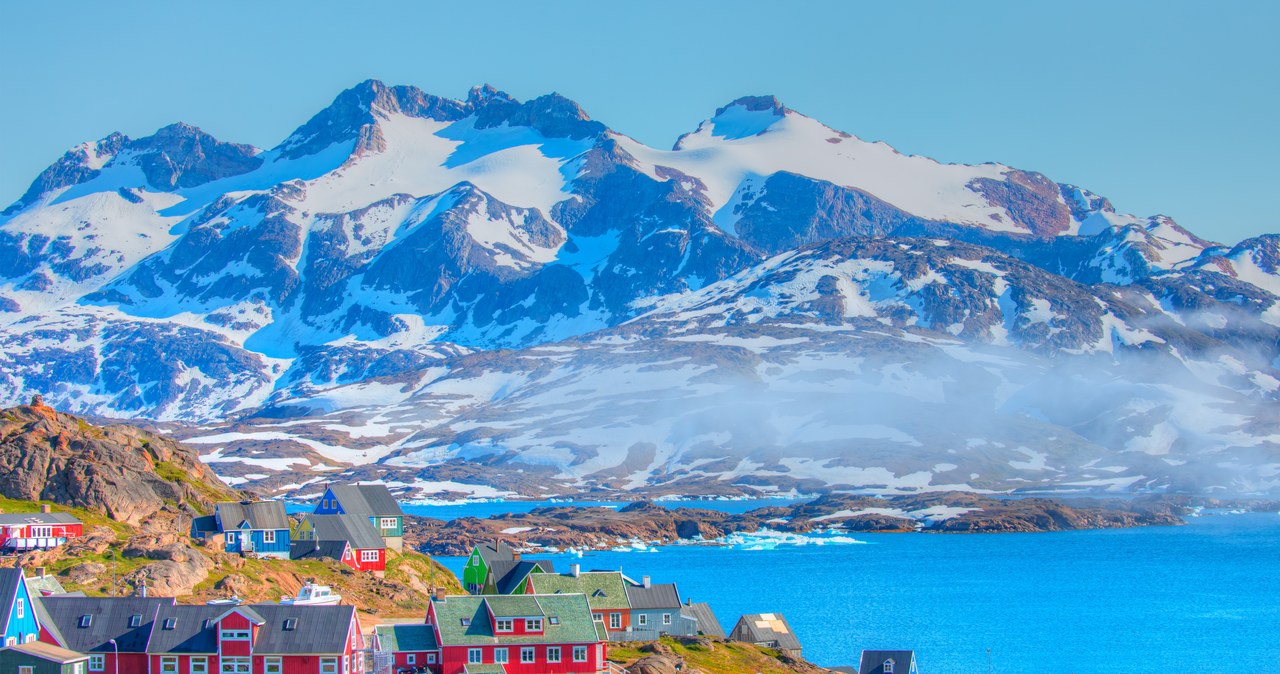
<box><xmin>38</xmin><ymin>596</ymin><xmax>364</xmax><ymax>673</ymax></box>
<box><xmin>0</xmin><ymin>509</ymin><xmax>82</xmax><ymax>552</ymax></box>
<box><xmin>292</xmin><ymin>514</ymin><xmax>387</xmax><ymax>575</ymax></box>
<box><xmin>378</xmin><ymin>592</ymin><xmax>608</xmax><ymax>674</ymax></box>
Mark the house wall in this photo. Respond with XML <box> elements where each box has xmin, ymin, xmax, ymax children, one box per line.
<box><xmin>393</xmin><ymin>650</ymin><xmax>440</xmax><ymax>672</ymax></box>
<box><xmin>590</xmin><ymin>609</ymin><xmax>630</xmax><ymax>634</ymax></box>
<box><xmin>438</xmin><ymin>643</ymin><xmax>604</xmax><ymax>674</ymax></box>
<box><xmin>4</xmin><ymin>575</ymin><xmax>41</xmax><ymax>645</ymax></box>
<box><xmin>629</xmin><ymin>608</ymin><xmax>697</xmax><ymax>637</ymax></box>
<box><xmin>462</xmin><ymin>550</ymin><xmax>488</xmax><ymax>594</ymax></box>
<box><xmin>225</xmin><ymin>528</ymin><xmax>291</xmax><ymax>557</ymax></box>
<box><xmin>149</xmin><ymin>654</ymin><xmax>214</xmax><ymax>673</ymax></box>
<box><xmin>0</xmin><ymin>650</ymin><xmax>85</xmax><ymax>674</ymax></box>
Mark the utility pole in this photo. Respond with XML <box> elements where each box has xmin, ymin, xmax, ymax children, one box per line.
<box><xmin>987</xmin><ymin>647</ymin><xmax>992</xmax><ymax>674</ymax></box>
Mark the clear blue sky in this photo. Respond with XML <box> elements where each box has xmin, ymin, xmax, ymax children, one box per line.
<box><xmin>2</xmin><ymin>1</ymin><xmax>1276</xmax><ymax>244</ymax></box>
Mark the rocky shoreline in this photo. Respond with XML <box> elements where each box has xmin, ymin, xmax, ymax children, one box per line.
<box><xmin>404</xmin><ymin>491</ymin><xmax>1192</xmax><ymax>555</ymax></box>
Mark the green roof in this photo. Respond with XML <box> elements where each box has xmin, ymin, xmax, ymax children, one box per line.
<box><xmin>484</xmin><ymin>595</ymin><xmax>543</xmax><ymax>618</ymax></box>
<box><xmin>464</xmin><ymin>665</ymin><xmax>507</xmax><ymax>674</ymax></box>
<box><xmin>432</xmin><ymin>594</ymin><xmax>600</xmax><ymax>647</ymax></box>
<box><xmin>375</xmin><ymin>624</ymin><xmax>438</xmax><ymax>652</ymax></box>
<box><xmin>528</xmin><ymin>572</ymin><xmax>631</xmax><ymax>610</ymax></box>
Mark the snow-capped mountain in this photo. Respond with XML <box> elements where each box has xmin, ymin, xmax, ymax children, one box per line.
<box><xmin>2</xmin><ymin>80</ymin><xmax>1277</xmax><ymax>496</ymax></box>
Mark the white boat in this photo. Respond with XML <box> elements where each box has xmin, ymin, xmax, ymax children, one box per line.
<box><xmin>206</xmin><ymin>596</ymin><xmax>243</xmax><ymax>606</ymax></box>
<box><xmin>280</xmin><ymin>583</ymin><xmax>341</xmax><ymax>606</ymax></box>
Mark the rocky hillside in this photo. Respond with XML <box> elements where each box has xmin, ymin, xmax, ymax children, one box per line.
<box><xmin>1</xmin><ymin>80</ymin><xmax>1278</xmax><ymax>496</ymax></box>
<box><xmin>0</xmin><ymin>397</ymin><xmax>238</xmax><ymax>523</ymax></box>
<box><xmin>610</xmin><ymin>637</ymin><xmax>833</xmax><ymax>674</ymax></box>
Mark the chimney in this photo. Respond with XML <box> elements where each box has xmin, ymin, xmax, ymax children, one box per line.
<box><xmin>35</xmin><ymin>567</ymin><xmax>46</xmax><ymax>579</ymax></box>
<box><xmin>138</xmin><ymin>579</ymin><xmax>148</xmax><ymax>598</ymax></box>
<box><xmin>643</xmin><ymin>576</ymin><xmax>651</xmax><ymax>588</ymax></box>
<box><xmin>512</xmin><ymin>551</ymin><xmax>522</xmax><ymax>562</ymax></box>
<box><xmin>433</xmin><ymin>587</ymin><xmax>446</xmax><ymax>601</ymax></box>
<box><xmin>39</xmin><ymin>504</ymin><xmax>51</xmax><ymax>514</ymax></box>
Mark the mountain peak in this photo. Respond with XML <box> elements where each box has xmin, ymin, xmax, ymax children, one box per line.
<box><xmin>715</xmin><ymin>95</ymin><xmax>788</xmax><ymax>118</ymax></box>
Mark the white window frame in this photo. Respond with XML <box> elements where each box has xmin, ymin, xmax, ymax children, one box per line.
<box><xmin>663</xmin><ymin>612</ymin><xmax>671</xmax><ymax>625</ymax></box>
<box><xmin>89</xmin><ymin>655</ymin><xmax>105</xmax><ymax>671</ymax></box>
<box><xmin>160</xmin><ymin>656</ymin><xmax>179</xmax><ymax>674</ymax></box>
<box><xmin>525</xmin><ymin>617</ymin><xmax>543</xmax><ymax>631</ymax></box>
<box><xmin>609</xmin><ymin>612</ymin><xmax>621</xmax><ymax>629</ymax></box>
<box><xmin>496</xmin><ymin>618</ymin><xmax>514</xmax><ymax>632</ymax></box>
<box><xmin>405</xmin><ymin>654</ymin><xmax>415</xmax><ymax>665</ymax></box>
<box><xmin>593</xmin><ymin>612</ymin><xmax>603</xmax><ymax>622</ymax></box>
<box><xmin>494</xmin><ymin>648</ymin><xmax>508</xmax><ymax>664</ymax></box>
<box><xmin>883</xmin><ymin>660</ymin><xmax>895</xmax><ymax>673</ymax></box>
<box><xmin>263</xmin><ymin>657</ymin><xmax>282</xmax><ymax>674</ymax></box>
<box><xmin>380</xmin><ymin>517</ymin><xmax>397</xmax><ymax>529</ymax></box>
<box><xmin>521</xmin><ymin>647</ymin><xmax>536</xmax><ymax>663</ymax></box>
<box><xmin>638</xmin><ymin>613</ymin><xmax>647</xmax><ymax>626</ymax></box>
<box><xmin>468</xmin><ymin>648</ymin><xmax>482</xmax><ymax>664</ymax></box>
<box><xmin>547</xmin><ymin>646</ymin><xmax>561</xmax><ymax>663</ymax></box>
<box><xmin>221</xmin><ymin>628</ymin><xmax>251</xmax><ymax>641</ymax></box>
<box><xmin>426</xmin><ymin>654</ymin><xmax>436</xmax><ymax>664</ymax></box>
<box><xmin>15</xmin><ymin>598</ymin><xmax>23</xmax><ymax>619</ymax></box>
<box><xmin>573</xmin><ymin>646</ymin><xmax>588</xmax><ymax>662</ymax></box>
<box><xmin>319</xmin><ymin>657</ymin><xmax>339</xmax><ymax>674</ymax></box>
<box><xmin>263</xmin><ymin>529</ymin><xmax>276</xmax><ymax>544</ymax></box>
<box><xmin>5</xmin><ymin>637</ymin><xmax>15</xmax><ymax>647</ymax></box>
<box><xmin>190</xmin><ymin>656</ymin><xmax>208</xmax><ymax>674</ymax></box>
<box><xmin>360</xmin><ymin>549</ymin><xmax>380</xmax><ymax>563</ymax></box>
<box><xmin>19</xmin><ymin>666</ymin><xmax>33</xmax><ymax>674</ymax></box>
<box><xmin>23</xmin><ymin>634</ymin><xmax>34</xmax><ymax>644</ymax></box>
<box><xmin>220</xmin><ymin>658</ymin><xmax>250</xmax><ymax>674</ymax></box>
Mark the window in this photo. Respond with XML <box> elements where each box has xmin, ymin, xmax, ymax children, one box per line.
<box><xmin>129</xmin><ymin>614</ymin><xmax>142</xmax><ymax>628</ymax></box>
<box><xmin>609</xmin><ymin>613</ymin><xmax>621</xmax><ymax>629</ymax></box>
<box><xmin>547</xmin><ymin>647</ymin><xmax>561</xmax><ymax>663</ymax></box>
<box><xmin>426</xmin><ymin>654</ymin><xmax>436</xmax><ymax>664</ymax></box>
<box><xmin>161</xmin><ymin>656</ymin><xmax>179</xmax><ymax>674</ymax></box>
<box><xmin>468</xmin><ymin>648</ymin><xmax>482</xmax><ymax>664</ymax></box>
<box><xmin>263</xmin><ymin>657</ymin><xmax>282</xmax><ymax>674</ymax></box>
<box><xmin>593</xmin><ymin>612</ymin><xmax>603</xmax><ymax>622</ymax></box>
<box><xmin>89</xmin><ymin>655</ymin><xmax>105</xmax><ymax>671</ymax></box>
<box><xmin>220</xmin><ymin>658</ymin><xmax>250</xmax><ymax>674</ymax></box>
<box><xmin>380</xmin><ymin>517</ymin><xmax>397</xmax><ymax>528</ymax></box>
<box><xmin>15</xmin><ymin>598</ymin><xmax>22</xmax><ymax>619</ymax></box>
<box><xmin>883</xmin><ymin>660</ymin><xmax>894</xmax><ymax>673</ymax></box>
<box><xmin>221</xmin><ymin>629</ymin><xmax>251</xmax><ymax>640</ymax></box>
<box><xmin>74</xmin><ymin>664</ymin><xmax>85</xmax><ymax>674</ymax></box>
<box><xmin>190</xmin><ymin>657</ymin><xmax>208</xmax><ymax>674</ymax></box>
<box><xmin>79</xmin><ymin>614</ymin><xmax>93</xmax><ymax>628</ymax></box>
<box><xmin>19</xmin><ymin>667</ymin><xmax>32</xmax><ymax>674</ymax></box>
<box><xmin>525</xmin><ymin>617</ymin><xmax>543</xmax><ymax>631</ymax></box>
<box><xmin>573</xmin><ymin>646</ymin><xmax>588</xmax><ymax>662</ymax></box>
<box><xmin>521</xmin><ymin>647</ymin><xmax>535</xmax><ymax>663</ymax></box>
<box><xmin>319</xmin><ymin>657</ymin><xmax>339</xmax><ymax>674</ymax></box>
<box><xmin>663</xmin><ymin>613</ymin><xmax>672</xmax><ymax>625</ymax></box>
<box><xmin>638</xmin><ymin>613</ymin><xmax>648</xmax><ymax>626</ymax></box>
<box><xmin>264</xmin><ymin>529</ymin><xmax>276</xmax><ymax>543</ymax></box>
<box><xmin>405</xmin><ymin>654</ymin><xmax>415</xmax><ymax>665</ymax></box>
<box><xmin>460</xmin><ymin>618</ymin><xmax>471</xmax><ymax>627</ymax></box>
<box><xmin>549</xmin><ymin>616</ymin><xmax>559</xmax><ymax>625</ymax></box>
<box><xmin>360</xmin><ymin>549</ymin><xmax>379</xmax><ymax>563</ymax></box>
<box><xmin>284</xmin><ymin>618</ymin><xmax>298</xmax><ymax>631</ymax></box>
<box><xmin>163</xmin><ymin>617</ymin><xmax>178</xmax><ymax>630</ymax></box>
<box><xmin>23</xmin><ymin>633</ymin><xmax>34</xmax><ymax>643</ymax></box>
<box><xmin>494</xmin><ymin>648</ymin><xmax>508</xmax><ymax>664</ymax></box>
<box><xmin>496</xmin><ymin>618</ymin><xmax>514</xmax><ymax>632</ymax></box>
<box><xmin>5</xmin><ymin>637</ymin><xmax>14</xmax><ymax>646</ymax></box>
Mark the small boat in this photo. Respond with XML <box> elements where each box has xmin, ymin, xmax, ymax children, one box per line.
<box><xmin>206</xmin><ymin>596</ymin><xmax>243</xmax><ymax>606</ymax></box>
<box><xmin>280</xmin><ymin>583</ymin><xmax>341</xmax><ymax>606</ymax></box>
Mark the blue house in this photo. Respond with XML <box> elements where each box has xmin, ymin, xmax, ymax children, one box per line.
<box><xmin>210</xmin><ymin>500</ymin><xmax>291</xmax><ymax>559</ymax></box>
<box><xmin>314</xmin><ymin>484</ymin><xmax>405</xmax><ymax>551</ymax></box>
<box><xmin>0</xmin><ymin>568</ymin><xmax>41</xmax><ymax>647</ymax></box>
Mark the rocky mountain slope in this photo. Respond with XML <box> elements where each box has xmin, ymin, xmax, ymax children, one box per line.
<box><xmin>2</xmin><ymin>80</ymin><xmax>1278</xmax><ymax>497</ymax></box>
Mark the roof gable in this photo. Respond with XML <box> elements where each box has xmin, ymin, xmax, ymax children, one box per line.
<box><xmin>530</xmin><ymin>572</ymin><xmax>630</xmax><ymax>610</ymax></box>
<box><xmin>328</xmin><ymin>484</ymin><xmax>403</xmax><ymax>517</ymax></box>
<box><xmin>248</xmin><ymin>604</ymin><xmax>357</xmax><ymax>655</ymax></box>
<box><xmin>625</xmin><ymin>582</ymin><xmax>682</xmax><ymax>610</ymax></box>
<box><xmin>859</xmin><ymin>650</ymin><xmax>916</xmax><ymax>674</ymax></box>
<box><xmin>734</xmin><ymin>613</ymin><xmax>802</xmax><ymax>651</ymax></box>
<box><xmin>431</xmin><ymin>594</ymin><xmax>598</xmax><ymax>647</ymax></box>
<box><xmin>215</xmin><ymin>501</ymin><xmax>289</xmax><ymax>531</ymax></box>
<box><xmin>0</xmin><ymin>568</ymin><xmax>27</xmax><ymax>635</ymax></box>
<box><xmin>40</xmin><ymin>596</ymin><xmax>173</xmax><ymax>653</ymax></box>
<box><xmin>304</xmin><ymin>514</ymin><xmax>385</xmax><ymax>550</ymax></box>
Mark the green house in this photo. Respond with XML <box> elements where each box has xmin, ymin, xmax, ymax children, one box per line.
<box><xmin>0</xmin><ymin>642</ymin><xmax>89</xmax><ymax>674</ymax></box>
<box><xmin>461</xmin><ymin>541</ymin><xmax>554</xmax><ymax>595</ymax></box>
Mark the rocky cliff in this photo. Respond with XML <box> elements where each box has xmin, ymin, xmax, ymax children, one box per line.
<box><xmin>0</xmin><ymin>396</ymin><xmax>237</xmax><ymax>524</ymax></box>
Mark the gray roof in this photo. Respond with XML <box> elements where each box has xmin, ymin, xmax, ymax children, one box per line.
<box><xmin>476</xmin><ymin>540</ymin><xmax>516</xmax><ymax>565</ymax></box>
<box><xmin>190</xmin><ymin>515</ymin><xmax>218</xmax><ymax>535</ymax></box>
<box><xmin>148</xmin><ymin>605</ymin><xmax>225</xmax><ymax>654</ymax></box>
<box><xmin>217</xmin><ymin>500</ymin><xmax>289</xmax><ymax>531</ymax></box>
<box><xmin>0</xmin><ymin>512</ymin><xmax>80</xmax><ymax>526</ymax></box>
<box><xmin>680</xmin><ymin>602</ymin><xmax>725</xmax><ymax>638</ymax></box>
<box><xmin>247</xmin><ymin>604</ymin><xmax>357</xmax><ymax>654</ymax></box>
<box><xmin>290</xmin><ymin>539</ymin><xmax>350</xmax><ymax>562</ymax></box>
<box><xmin>859</xmin><ymin>650</ymin><xmax>917</xmax><ymax>674</ymax></box>
<box><xmin>625</xmin><ymin>582</ymin><xmax>682</xmax><ymax>610</ymax></box>
<box><xmin>39</xmin><ymin>596</ymin><xmax>173</xmax><ymax>653</ymax></box>
<box><xmin>305</xmin><ymin>514</ymin><xmax>385</xmax><ymax>550</ymax></box>
<box><xmin>731</xmin><ymin>613</ymin><xmax>802</xmax><ymax>652</ymax></box>
<box><xmin>328</xmin><ymin>484</ymin><xmax>404</xmax><ymax>517</ymax></box>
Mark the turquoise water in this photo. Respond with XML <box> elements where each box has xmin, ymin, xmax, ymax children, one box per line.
<box><xmin>435</xmin><ymin>513</ymin><xmax>1280</xmax><ymax>672</ymax></box>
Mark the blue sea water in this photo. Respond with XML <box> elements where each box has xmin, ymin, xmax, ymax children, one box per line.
<box><xmin>434</xmin><ymin>513</ymin><xmax>1280</xmax><ymax>673</ymax></box>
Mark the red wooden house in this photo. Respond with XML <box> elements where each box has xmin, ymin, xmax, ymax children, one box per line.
<box><xmin>38</xmin><ymin>596</ymin><xmax>364</xmax><ymax>674</ymax></box>
<box><xmin>292</xmin><ymin>514</ymin><xmax>387</xmax><ymax>575</ymax></box>
<box><xmin>377</xmin><ymin>592</ymin><xmax>607</xmax><ymax>674</ymax></box>
<box><xmin>0</xmin><ymin>509</ymin><xmax>82</xmax><ymax>553</ymax></box>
